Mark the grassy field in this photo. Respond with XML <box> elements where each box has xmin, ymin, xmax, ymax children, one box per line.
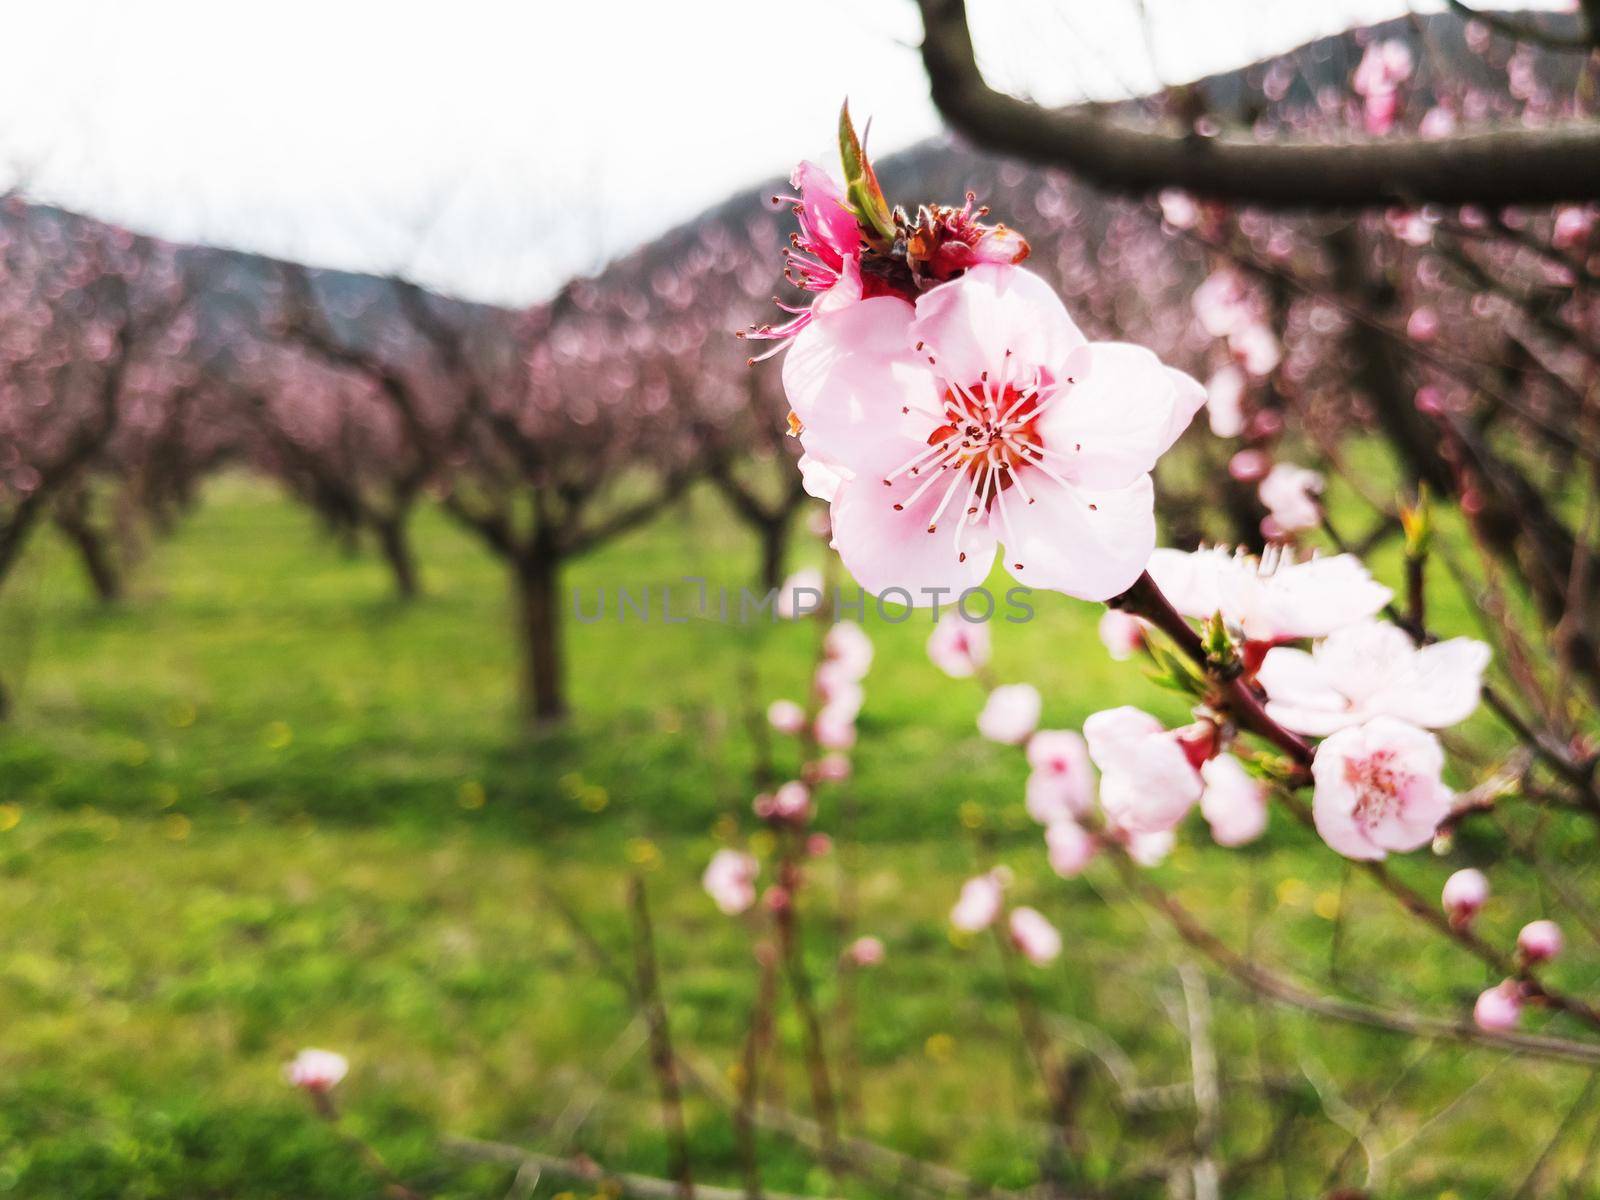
<box><xmin>0</xmin><ymin>474</ymin><xmax>1595</xmax><ymax>1198</ymax></box>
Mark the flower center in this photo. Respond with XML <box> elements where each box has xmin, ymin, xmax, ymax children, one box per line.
<box><xmin>1345</xmin><ymin>750</ymin><xmax>1403</xmax><ymax>829</ymax></box>
<box><xmin>875</xmin><ymin>350</ymin><xmax>1080</xmax><ymax>569</ymax></box>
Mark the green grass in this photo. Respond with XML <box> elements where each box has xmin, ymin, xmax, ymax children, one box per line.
<box><xmin>0</xmin><ymin>473</ymin><xmax>1596</xmax><ymax>1198</ymax></box>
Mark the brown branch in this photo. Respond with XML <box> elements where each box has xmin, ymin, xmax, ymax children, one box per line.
<box><xmin>1443</xmin><ymin>0</ymin><xmax>1595</xmax><ymax>51</ymax></box>
<box><xmin>915</xmin><ymin>0</ymin><xmax>1600</xmax><ymax>209</ymax></box>
<box><xmin>1106</xmin><ymin>846</ymin><xmax>1600</xmax><ymax>1068</ymax></box>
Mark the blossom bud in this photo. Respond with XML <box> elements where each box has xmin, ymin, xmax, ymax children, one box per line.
<box><xmin>285</xmin><ymin>1049</ymin><xmax>348</xmax><ymax>1094</ymax></box>
<box><xmin>1440</xmin><ymin>868</ymin><xmax>1488</xmax><ymax>928</ymax></box>
<box><xmin>1473</xmin><ymin>980</ymin><xmax>1523</xmax><ymax>1032</ymax></box>
<box><xmin>767</xmin><ymin>699</ymin><xmax>807</xmax><ymax>735</ymax></box>
<box><xmin>1518</xmin><ymin>919</ymin><xmax>1563</xmax><ymax>964</ymax></box>
<box><xmin>845</xmin><ymin>936</ymin><xmax>884</xmax><ymax>967</ymax></box>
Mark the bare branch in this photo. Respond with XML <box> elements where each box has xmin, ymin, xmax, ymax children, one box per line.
<box><xmin>914</xmin><ymin>0</ymin><xmax>1600</xmax><ymax>209</ymax></box>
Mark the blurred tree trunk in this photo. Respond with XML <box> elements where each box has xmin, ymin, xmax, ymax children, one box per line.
<box><xmin>375</xmin><ymin>513</ymin><xmax>420</xmax><ymax>601</ymax></box>
<box><xmin>758</xmin><ymin>518</ymin><xmax>788</xmax><ymax>594</ymax></box>
<box><xmin>515</xmin><ymin>551</ymin><xmax>566</xmax><ymax>726</ymax></box>
<box><xmin>54</xmin><ymin>488</ymin><xmax>123</xmax><ymax>604</ymax></box>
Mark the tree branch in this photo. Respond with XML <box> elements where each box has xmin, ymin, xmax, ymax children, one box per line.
<box><xmin>914</xmin><ymin>0</ymin><xmax>1600</xmax><ymax>209</ymax></box>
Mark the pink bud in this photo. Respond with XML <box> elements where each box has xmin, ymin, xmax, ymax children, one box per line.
<box><xmin>767</xmin><ymin>699</ymin><xmax>807</xmax><ymax>735</ymax></box>
<box><xmin>1008</xmin><ymin>906</ymin><xmax>1062</xmax><ymax>965</ymax></box>
<box><xmin>977</xmin><ymin>684</ymin><xmax>1041</xmax><ymax>745</ymax></box>
<box><xmin>806</xmin><ymin>833</ymin><xmax>833</xmax><ymax>857</ymax></box>
<box><xmin>1228</xmin><ymin>449</ymin><xmax>1271</xmax><ymax>483</ymax></box>
<box><xmin>770</xmin><ymin>781</ymin><xmax>812</xmax><ymax>823</ymax></box>
<box><xmin>1473</xmin><ymin>980</ymin><xmax>1523</xmax><ymax>1032</ymax></box>
<box><xmin>1045</xmin><ymin>820</ymin><xmax>1097</xmax><ymax>878</ymax></box>
<box><xmin>810</xmin><ymin>752</ymin><xmax>851</xmax><ymax>783</ymax></box>
<box><xmin>1441</xmin><ymin>868</ymin><xmax>1489</xmax><ymax>927</ymax></box>
<box><xmin>285</xmin><ymin>1049</ymin><xmax>348</xmax><ymax>1093</ymax></box>
<box><xmin>845</xmin><ymin>935</ymin><xmax>884</xmax><ymax>967</ymax></box>
<box><xmin>1518</xmin><ymin>919</ymin><xmax>1563</xmax><ymax>963</ymax></box>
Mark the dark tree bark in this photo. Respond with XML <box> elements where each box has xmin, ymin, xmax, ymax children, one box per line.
<box><xmin>374</xmin><ymin>513</ymin><xmax>420</xmax><ymax>601</ymax></box>
<box><xmin>54</xmin><ymin>492</ymin><xmax>123</xmax><ymax>604</ymax></box>
<box><xmin>914</xmin><ymin>0</ymin><xmax>1600</xmax><ymax>210</ymax></box>
<box><xmin>757</xmin><ymin>517</ymin><xmax>789</xmax><ymax>594</ymax></box>
<box><xmin>515</xmin><ymin>552</ymin><xmax>567</xmax><ymax>727</ymax></box>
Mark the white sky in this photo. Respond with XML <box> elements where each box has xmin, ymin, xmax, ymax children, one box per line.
<box><xmin>0</xmin><ymin>0</ymin><xmax>1569</xmax><ymax>305</ymax></box>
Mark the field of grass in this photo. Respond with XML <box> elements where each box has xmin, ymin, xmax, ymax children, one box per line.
<box><xmin>0</xmin><ymin>473</ymin><xmax>1596</xmax><ymax>1198</ymax></box>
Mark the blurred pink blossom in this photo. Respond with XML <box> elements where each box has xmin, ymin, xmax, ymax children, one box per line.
<box><xmin>823</xmin><ymin>620</ymin><xmax>874</xmax><ymax>679</ymax></box>
<box><xmin>845</xmin><ymin>935</ymin><xmax>885</xmax><ymax>966</ymax></box>
<box><xmin>1474</xmin><ymin>980</ymin><xmax>1523</xmax><ymax>1032</ymax></box>
<box><xmin>979</xmin><ymin>683</ymin><xmax>1042</xmax><ymax>745</ymax></box>
<box><xmin>1097</xmin><ymin>609</ymin><xmax>1145</xmax><ymax>661</ymax></box>
<box><xmin>1442</xmin><ymin>868</ymin><xmax>1489</xmax><ymax>927</ymax></box>
<box><xmin>1258</xmin><ymin>462</ymin><xmax>1324</xmax><ymax>534</ymax></box>
<box><xmin>1008</xmin><ymin>906</ymin><xmax>1062</xmax><ymax>965</ymax></box>
<box><xmin>704</xmin><ymin>849</ymin><xmax>760</xmax><ymax>914</ymax></box>
<box><xmin>1199</xmin><ymin>753</ymin><xmax>1269</xmax><ymax>846</ymax></box>
<box><xmin>767</xmin><ymin>699</ymin><xmax>807</xmax><ymax>735</ymax></box>
<box><xmin>1205</xmin><ymin>364</ymin><xmax>1247</xmax><ymax>437</ymax></box>
<box><xmin>285</xmin><ymin>1049</ymin><xmax>349</xmax><ymax>1094</ymax></box>
<box><xmin>1518</xmin><ymin>919</ymin><xmax>1563</xmax><ymax>963</ymax></box>
<box><xmin>1045</xmin><ymin>819</ymin><xmax>1097</xmax><ymax>877</ymax></box>
<box><xmin>1026</xmin><ymin>730</ymin><xmax>1094</xmax><ymax>824</ymax></box>
<box><xmin>951</xmin><ymin>871</ymin><xmax>1005</xmax><ymax>931</ymax></box>
<box><xmin>927</xmin><ymin>610</ymin><xmax>991</xmax><ymax>678</ymax></box>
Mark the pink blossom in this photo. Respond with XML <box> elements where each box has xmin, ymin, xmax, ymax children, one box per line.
<box><xmin>1230</xmin><ymin>322</ymin><xmax>1281</xmax><ymax>377</ymax></box>
<box><xmin>813</xmin><ymin>665</ymin><xmax>864</xmax><ymax>721</ymax></box>
<box><xmin>1205</xmin><ymin>364</ymin><xmax>1247</xmax><ymax>437</ymax></box>
<box><xmin>1553</xmin><ymin>206</ymin><xmax>1594</xmax><ymax>250</ymax></box>
<box><xmin>1474</xmin><ymin>980</ymin><xmax>1523</xmax><ymax>1032</ymax></box>
<box><xmin>756</xmin><ymin>780</ymin><xmax>812</xmax><ymax>824</ymax></box>
<box><xmin>1026</xmin><ymin>730</ymin><xmax>1094</xmax><ymax>824</ymax></box>
<box><xmin>1259</xmin><ymin>620</ymin><xmax>1489</xmax><ymax>736</ymax></box>
<box><xmin>812</xmin><ymin>752</ymin><xmax>852</xmax><ymax>782</ymax></box>
<box><xmin>823</xmin><ymin>620</ymin><xmax>874</xmax><ymax>679</ymax></box>
<box><xmin>845</xmin><ymin>935</ymin><xmax>885</xmax><ymax>966</ymax></box>
<box><xmin>798</xmin><ymin>452</ymin><xmax>845</xmax><ymax>502</ymax></box>
<box><xmin>783</xmin><ymin>265</ymin><xmax>1204</xmax><ymax>602</ymax></box>
<box><xmin>1353</xmin><ymin>40</ymin><xmax>1413</xmax><ymax>134</ymax></box>
<box><xmin>1441</xmin><ymin>868</ymin><xmax>1489</xmax><ymax>927</ymax></box>
<box><xmin>1199</xmin><ymin>754</ymin><xmax>1269</xmax><ymax>847</ymax></box>
<box><xmin>1518</xmin><ymin>919</ymin><xmax>1563</xmax><ymax>963</ymax></box>
<box><xmin>1098</xmin><ymin>609</ymin><xmax>1145</xmax><ymax>661</ymax></box>
<box><xmin>807</xmin><ymin>833</ymin><xmax>833</xmax><ymax>857</ymax></box>
<box><xmin>1258</xmin><ymin>462</ymin><xmax>1324</xmax><ymax>534</ymax></box>
<box><xmin>1123</xmin><ymin>827</ymin><xmax>1176</xmax><ymax>867</ymax></box>
<box><xmin>1083</xmin><ymin>707</ymin><xmax>1203</xmax><ymax>834</ymax></box>
<box><xmin>1008</xmin><ymin>906</ymin><xmax>1062</xmax><ymax>965</ymax></box>
<box><xmin>1193</xmin><ymin>268</ymin><xmax>1253</xmax><ymax>338</ymax></box>
<box><xmin>703</xmin><ymin>849</ymin><xmax>760</xmax><ymax>914</ymax></box>
<box><xmin>767</xmin><ymin>699</ymin><xmax>807</xmax><ymax>735</ymax></box>
<box><xmin>927</xmin><ymin>611</ymin><xmax>991</xmax><ymax>678</ymax></box>
<box><xmin>1045</xmin><ymin>819</ymin><xmax>1097</xmax><ymax>877</ymax></box>
<box><xmin>814</xmin><ymin>705</ymin><xmax>857</xmax><ymax>750</ymax></box>
<box><xmin>1146</xmin><ymin>545</ymin><xmax>1391</xmax><ymax>644</ymax></box>
<box><xmin>1406</xmin><ymin>307</ymin><xmax>1440</xmax><ymax>343</ymax></box>
<box><xmin>1228</xmin><ymin>449</ymin><xmax>1271</xmax><ymax>483</ymax></box>
<box><xmin>1419</xmin><ymin>105</ymin><xmax>1457</xmax><ymax>139</ymax></box>
<box><xmin>776</xmin><ymin>568</ymin><xmax>825</xmax><ymax>619</ymax></box>
<box><xmin>1158</xmin><ymin>188</ymin><xmax>1200</xmax><ymax>230</ymax></box>
<box><xmin>1310</xmin><ymin>717</ymin><xmax>1453</xmax><ymax>861</ymax></box>
<box><xmin>951</xmin><ymin>871</ymin><xmax>1005</xmax><ymax>931</ymax></box>
<box><xmin>285</xmin><ymin>1049</ymin><xmax>349</xmax><ymax>1093</ymax></box>
<box><xmin>743</xmin><ymin>162</ymin><xmax>870</xmax><ymax>356</ymax></box>
<box><xmin>978</xmin><ymin>683</ymin><xmax>1041</xmax><ymax>744</ymax></box>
